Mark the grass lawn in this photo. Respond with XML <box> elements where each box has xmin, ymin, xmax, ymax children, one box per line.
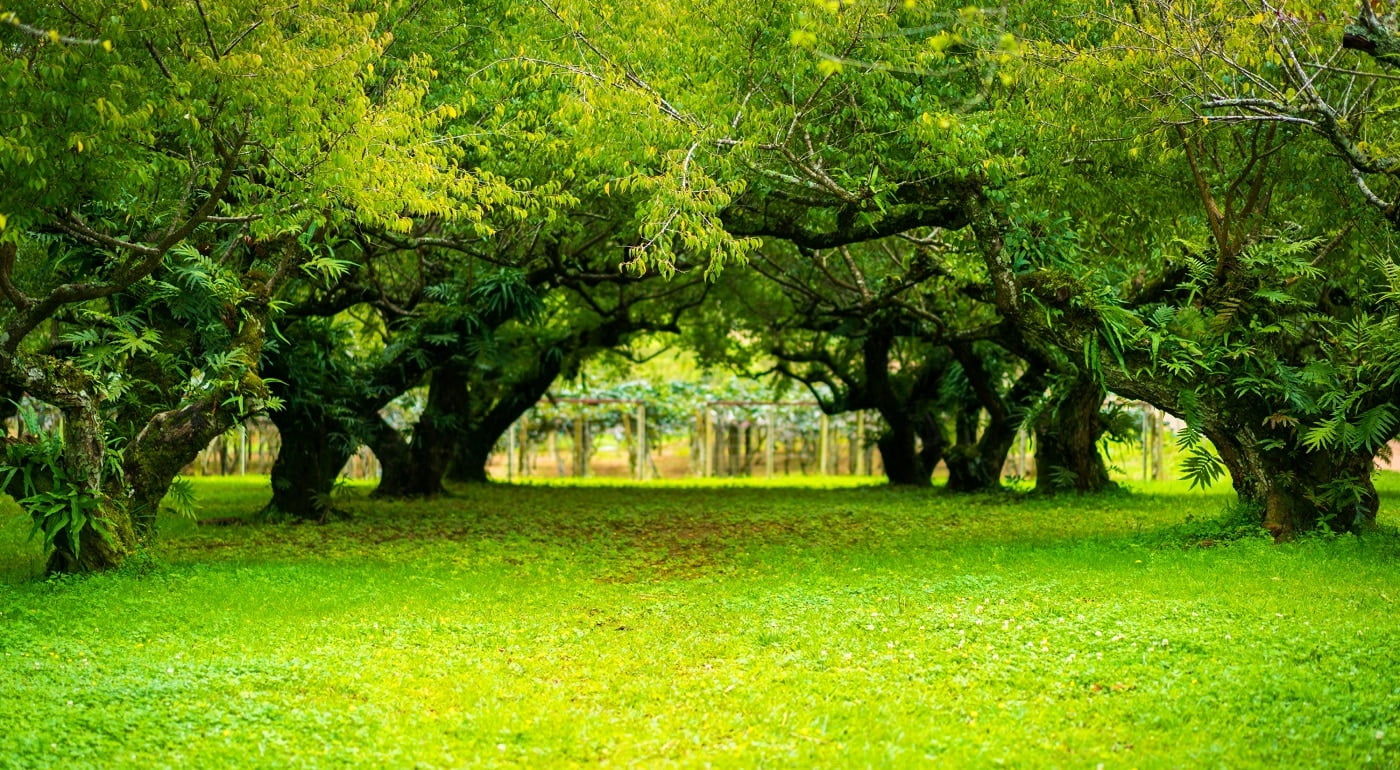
<box><xmin>1</xmin><ymin>475</ymin><xmax>1398</xmax><ymax>768</ymax></box>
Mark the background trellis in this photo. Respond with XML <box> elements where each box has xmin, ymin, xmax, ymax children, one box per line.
<box><xmin>155</xmin><ymin>392</ymin><xmax>1179</xmax><ymax>483</ymax></box>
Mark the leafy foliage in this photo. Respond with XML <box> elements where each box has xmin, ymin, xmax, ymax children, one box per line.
<box><xmin>0</xmin><ymin>403</ymin><xmax>109</xmax><ymax>559</ymax></box>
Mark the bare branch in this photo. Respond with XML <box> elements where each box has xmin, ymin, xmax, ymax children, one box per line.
<box><xmin>0</xmin><ymin>12</ymin><xmax>106</xmax><ymax>46</ymax></box>
<box><xmin>0</xmin><ymin>243</ymin><xmax>32</xmax><ymax>311</ymax></box>
<box><xmin>53</xmin><ymin>214</ymin><xmax>159</xmax><ymax>255</ymax></box>
<box><xmin>192</xmin><ymin>0</ymin><xmax>221</xmax><ymax>61</ymax></box>
<box><xmin>143</xmin><ymin>39</ymin><xmax>174</xmax><ymax>80</ymax></box>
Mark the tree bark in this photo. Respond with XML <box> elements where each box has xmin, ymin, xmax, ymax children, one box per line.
<box><xmin>367</xmin><ymin>416</ymin><xmax>414</xmax><ymax>498</ymax></box>
<box><xmin>850</xmin><ymin>330</ymin><xmax>950</xmax><ymax>487</ymax></box>
<box><xmin>877</xmin><ymin>421</ymin><xmax>932</xmax><ymax>486</ymax></box>
<box><xmin>443</xmin><ymin>350</ymin><xmax>566</xmax><ymax>484</ymax></box>
<box><xmin>945</xmin><ymin>358</ymin><xmax>1047</xmax><ymax>492</ymax></box>
<box><xmin>47</xmin><ymin>398</ymin><xmax>138</xmax><ymax>573</ymax></box>
<box><xmin>448</xmin><ymin>438</ymin><xmax>494</xmax><ymax>484</ymax></box>
<box><xmin>119</xmin><ymin>283</ymin><xmax>277</xmax><ymax>527</ymax></box>
<box><xmin>126</xmin><ymin>357</ymin><xmax>272</xmax><ymax>533</ymax></box>
<box><xmin>874</xmin><ymin>410</ymin><xmax>947</xmax><ymax>487</ymax></box>
<box><xmin>1034</xmin><ymin>378</ymin><xmax>1114</xmax><ymax>494</ymax></box>
<box><xmin>381</xmin><ymin>364</ymin><xmax>466</xmax><ymax>498</ymax></box>
<box><xmin>261</xmin><ymin>407</ymin><xmax>353</xmax><ymax>521</ymax></box>
<box><xmin>945</xmin><ymin>443</ymin><xmax>999</xmax><ymax>492</ymax></box>
<box><xmin>1209</xmin><ymin>426</ymin><xmax>1377</xmax><ymax>538</ymax></box>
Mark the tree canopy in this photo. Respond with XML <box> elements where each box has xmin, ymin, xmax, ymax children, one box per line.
<box><xmin>6</xmin><ymin>0</ymin><xmax>1400</xmax><ymax>571</ymax></box>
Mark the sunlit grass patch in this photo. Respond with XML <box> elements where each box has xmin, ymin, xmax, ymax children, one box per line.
<box><xmin>0</xmin><ymin>477</ymin><xmax>1397</xmax><ymax>768</ymax></box>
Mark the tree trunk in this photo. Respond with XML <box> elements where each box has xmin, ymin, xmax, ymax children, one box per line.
<box><xmin>945</xmin><ymin>364</ymin><xmax>1047</xmax><ymax>493</ymax></box>
<box><xmin>367</xmin><ymin>417</ymin><xmax>414</xmax><ymax>498</ymax></box>
<box><xmin>443</xmin><ymin>356</ymin><xmax>564</xmax><ymax>484</ymax></box>
<box><xmin>946</xmin><ymin>402</ymin><xmax>1007</xmax><ymax>492</ymax></box>
<box><xmin>969</xmin><ymin>197</ymin><xmax>1384</xmax><ymax>536</ymax></box>
<box><xmin>127</xmin><ymin>409</ymin><xmax>225</xmax><ymax>531</ymax></box>
<box><xmin>46</xmin><ymin>400</ymin><xmax>137</xmax><ymax>573</ymax></box>
<box><xmin>261</xmin><ymin>407</ymin><xmax>353</xmax><ymax>521</ymax></box>
<box><xmin>945</xmin><ymin>446</ymin><xmax>998</xmax><ymax>492</ymax></box>
<box><xmin>877</xmin><ymin>426</ymin><xmax>932</xmax><ymax>486</ymax></box>
<box><xmin>124</xmin><ymin>294</ymin><xmax>275</xmax><ymax>526</ymax></box>
<box><xmin>875</xmin><ymin>409</ymin><xmax>947</xmax><ymax>487</ymax></box>
<box><xmin>387</xmin><ymin>365</ymin><xmax>467</xmax><ymax>498</ymax></box>
<box><xmin>1034</xmin><ymin>378</ymin><xmax>1114</xmax><ymax>494</ymax></box>
<box><xmin>945</xmin><ymin>395</ymin><xmax>998</xmax><ymax>492</ymax></box>
<box><xmin>447</xmin><ymin>436</ymin><xmax>493</xmax><ymax>484</ymax></box>
<box><xmin>1209</xmin><ymin>426</ymin><xmax>1378</xmax><ymax>538</ymax></box>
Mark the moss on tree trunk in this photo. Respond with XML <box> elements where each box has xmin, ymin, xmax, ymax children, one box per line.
<box><xmin>49</xmin><ymin>399</ymin><xmax>137</xmax><ymax>573</ymax></box>
<box><xmin>1209</xmin><ymin>427</ymin><xmax>1377</xmax><ymax>538</ymax></box>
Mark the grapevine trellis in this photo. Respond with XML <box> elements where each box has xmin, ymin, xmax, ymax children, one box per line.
<box><xmin>488</xmin><ymin>395</ymin><xmax>885</xmax><ymax>480</ymax></box>
<box><xmin>157</xmin><ymin>389</ymin><xmax>1176</xmax><ymax>484</ymax></box>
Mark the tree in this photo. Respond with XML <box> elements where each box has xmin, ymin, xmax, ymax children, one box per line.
<box><xmin>1032</xmin><ymin>376</ymin><xmax>1116</xmax><ymax>494</ymax></box>
<box><xmin>712</xmin><ymin>236</ymin><xmax>1064</xmax><ymax>490</ymax></box>
<box><xmin>0</xmin><ymin>1</ymin><xmax>481</xmax><ymax>569</ymax></box>
<box><xmin>972</xmin><ymin>0</ymin><xmax>1400</xmax><ymax>534</ymax></box>
<box><xmin>528</xmin><ymin>0</ymin><xmax>1127</xmax><ymax>493</ymax></box>
<box><xmin>556</xmin><ymin>0</ymin><xmax>1387</xmax><ymax>530</ymax></box>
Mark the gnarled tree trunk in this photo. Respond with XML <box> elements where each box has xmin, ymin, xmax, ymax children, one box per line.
<box><xmin>875</xmin><ymin>410</ymin><xmax>947</xmax><ymax>487</ymax></box>
<box><xmin>877</xmin><ymin>421</ymin><xmax>931</xmax><ymax>487</ymax></box>
<box><xmin>261</xmin><ymin>407</ymin><xmax>354</xmax><ymax>521</ymax></box>
<box><xmin>448</xmin><ymin>440</ymin><xmax>493</xmax><ymax>484</ymax></box>
<box><xmin>945</xmin><ymin>358</ymin><xmax>1047</xmax><ymax>492</ymax></box>
<box><xmin>49</xmin><ymin>398</ymin><xmax>138</xmax><ymax>573</ymax></box>
<box><xmin>379</xmin><ymin>364</ymin><xmax>465</xmax><ymax>498</ymax></box>
<box><xmin>126</xmin><ymin>288</ymin><xmax>275</xmax><ymax>530</ymax></box>
<box><xmin>443</xmin><ymin>345</ymin><xmax>567</xmax><ymax>484</ymax></box>
<box><xmin>944</xmin><ymin>433</ymin><xmax>1006</xmax><ymax>492</ymax></box>
<box><xmin>367</xmin><ymin>416</ymin><xmax>414</xmax><ymax>498</ymax></box>
<box><xmin>1209</xmin><ymin>426</ymin><xmax>1377</xmax><ymax>538</ymax></box>
<box><xmin>1034</xmin><ymin>378</ymin><xmax>1113</xmax><ymax>494</ymax></box>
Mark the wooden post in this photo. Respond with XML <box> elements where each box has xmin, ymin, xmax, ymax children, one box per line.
<box><xmin>636</xmin><ymin>402</ymin><xmax>648</xmax><ymax>481</ymax></box>
<box><xmin>705</xmin><ymin>408</ymin><xmax>717</xmax><ymax>477</ymax></box>
<box><xmin>733</xmin><ymin>422</ymin><xmax>744</xmax><ymax>476</ymax></box>
<box><xmin>573</xmin><ymin>415</ymin><xmax>585</xmax><ymax>477</ymax></box>
<box><xmin>239</xmin><ymin>423</ymin><xmax>248</xmax><ymax>476</ymax></box>
<box><xmin>695</xmin><ymin>407</ymin><xmax>707</xmax><ymax>477</ymax></box>
<box><xmin>855</xmin><ymin>412</ymin><xmax>867</xmax><ymax>476</ymax></box>
<box><xmin>819</xmin><ymin>413</ymin><xmax>830</xmax><ymax>475</ymax></box>
<box><xmin>582</xmin><ymin>418</ymin><xmax>592</xmax><ymax>478</ymax></box>
<box><xmin>1141</xmin><ymin>405</ymin><xmax>1150</xmax><ymax>482</ymax></box>
<box><xmin>550</xmin><ymin>422</ymin><xmax>564</xmax><ymax>477</ymax></box>
<box><xmin>738</xmin><ymin>423</ymin><xmax>748</xmax><ymax>476</ymax></box>
<box><xmin>1151</xmin><ymin>408</ymin><xmax>1166</xmax><ymax>481</ymax></box>
<box><xmin>506</xmin><ymin>420</ymin><xmax>517</xmax><ymax>482</ymax></box>
<box><xmin>714</xmin><ymin>417</ymin><xmax>722</xmax><ymax>478</ymax></box>
<box><xmin>766</xmin><ymin>405</ymin><xmax>776</xmax><ymax>478</ymax></box>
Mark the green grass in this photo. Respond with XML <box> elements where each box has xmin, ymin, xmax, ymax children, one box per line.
<box><xmin>1</xmin><ymin>475</ymin><xmax>1399</xmax><ymax>768</ymax></box>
